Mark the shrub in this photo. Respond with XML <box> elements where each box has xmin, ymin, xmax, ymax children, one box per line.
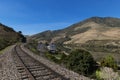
<box><xmin>64</xmin><ymin>49</ymin><xmax>96</xmax><ymax>76</ymax></box>
<box><xmin>96</xmin><ymin>67</ymin><xmax>120</xmax><ymax>80</ymax></box>
<box><xmin>100</xmin><ymin>55</ymin><xmax>118</xmax><ymax>71</ymax></box>
<box><xmin>45</xmin><ymin>52</ymin><xmax>60</xmax><ymax>63</ymax></box>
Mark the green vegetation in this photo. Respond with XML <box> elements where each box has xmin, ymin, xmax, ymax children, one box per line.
<box><xmin>94</xmin><ymin>55</ymin><xmax>119</xmax><ymax>80</ymax></box>
<box><xmin>26</xmin><ymin>41</ymin><xmax>98</xmax><ymax>77</ymax></box>
<box><xmin>45</xmin><ymin>52</ymin><xmax>67</xmax><ymax>64</ymax></box>
<box><xmin>64</xmin><ymin>40</ymin><xmax>120</xmax><ymax>64</ymax></box>
<box><xmin>100</xmin><ymin>55</ymin><xmax>118</xmax><ymax>71</ymax></box>
<box><xmin>0</xmin><ymin>45</ymin><xmax>11</xmax><ymax>55</ymax></box>
<box><xmin>66</xmin><ymin>40</ymin><xmax>120</xmax><ymax>54</ymax></box>
<box><xmin>45</xmin><ymin>52</ymin><xmax>60</xmax><ymax>63</ymax></box>
<box><xmin>25</xmin><ymin>40</ymin><xmax>39</xmax><ymax>54</ymax></box>
<box><xmin>63</xmin><ymin>49</ymin><xmax>96</xmax><ymax>76</ymax></box>
<box><xmin>26</xmin><ymin>41</ymin><xmax>120</xmax><ymax>79</ymax></box>
<box><xmin>55</xmin><ymin>37</ymin><xmax>71</xmax><ymax>53</ymax></box>
<box><xmin>0</xmin><ymin>23</ymin><xmax>26</xmax><ymax>51</ymax></box>
<box><xmin>26</xmin><ymin>17</ymin><xmax>120</xmax><ymax>79</ymax></box>
<box><xmin>95</xmin><ymin>67</ymin><xmax>120</xmax><ymax>80</ymax></box>
<box><xmin>0</xmin><ymin>39</ymin><xmax>24</xmax><ymax>51</ymax></box>
<box><xmin>0</xmin><ymin>34</ymin><xmax>26</xmax><ymax>51</ymax></box>
<box><xmin>26</xmin><ymin>41</ymin><xmax>67</xmax><ymax>64</ymax></box>
<box><xmin>0</xmin><ymin>39</ymin><xmax>8</xmax><ymax>50</ymax></box>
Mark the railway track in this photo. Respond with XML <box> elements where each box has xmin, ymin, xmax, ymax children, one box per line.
<box><xmin>12</xmin><ymin>45</ymin><xmax>68</xmax><ymax>80</ymax></box>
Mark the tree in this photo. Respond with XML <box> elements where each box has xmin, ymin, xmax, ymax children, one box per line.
<box><xmin>18</xmin><ymin>31</ymin><xmax>22</xmax><ymax>34</ymax></box>
<box><xmin>64</xmin><ymin>49</ymin><xmax>96</xmax><ymax>76</ymax></box>
<box><xmin>18</xmin><ymin>31</ymin><xmax>26</xmax><ymax>43</ymax></box>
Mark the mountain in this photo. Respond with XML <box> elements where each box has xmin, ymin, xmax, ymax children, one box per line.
<box><xmin>31</xmin><ymin>17</ymin><xmax>120</xmax><ymax>44</ymax></box>
<box><xmin>0</xmin><ymin>23</ymin><xmax>25</xmax><ymax>50</ymax></box>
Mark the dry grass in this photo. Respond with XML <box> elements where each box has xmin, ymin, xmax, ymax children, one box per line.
<box><xmin>65</xmin><ymin>22</ymin><xmax>120</xmax><ymax>44</ymax></box>
<box><xmin>90</xmin><ymin>51</ymin><xmax>120</xmax><ymax>63</ymax></box>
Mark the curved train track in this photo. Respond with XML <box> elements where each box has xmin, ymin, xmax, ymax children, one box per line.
<box><xmin>12</xmin><ymin>45</ymin><xmax>68</xmax><ymax>80</ymax></box>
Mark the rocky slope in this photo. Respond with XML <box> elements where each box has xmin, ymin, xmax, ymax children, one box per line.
<box><xmin>0</xmin><ymin>23</ymin><xmax>25</xmax><ymax>50</ymax></box>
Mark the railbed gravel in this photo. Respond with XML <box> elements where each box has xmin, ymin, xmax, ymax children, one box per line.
<box><xmin>0</xmin><ymin>45</ymin><xmax>21</xmax><ymax>80</ymax></box>
<box><xmin>21</xmin><ymin>44</ymin><xmax>91</xmax><ymax>80</ymax></box>
<box><xmin>0</xmin><ymin>44</ymin><xmax>91</xmax><ymax>80</ymax></box>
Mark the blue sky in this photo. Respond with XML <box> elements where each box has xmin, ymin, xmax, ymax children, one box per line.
<box><xmin>0</xmin><ymin>0</ymin><xmax>120</xmax><ymax>35</ymax></box>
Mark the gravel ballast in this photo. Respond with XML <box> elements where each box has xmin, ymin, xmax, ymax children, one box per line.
<box><xmin>21</xmin><ymin>44</ymin><xmax>90</xmax><ymax>80</ymax></box>
<box><xmin>0</xmin><ymin>45</ymin><xmax>20</xmax><ymax>80</ymax></box>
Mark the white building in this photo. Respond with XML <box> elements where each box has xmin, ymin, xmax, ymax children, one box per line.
<box><xmin>47</xmin><ymin>43</ymin><xmax>56</xmax><ymax>53</ymax></box>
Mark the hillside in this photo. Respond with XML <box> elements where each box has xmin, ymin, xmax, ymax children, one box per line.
<box><xmin>0</xmin><ymin>23</ymin><xmax>25</xmax><ymax>50</ymax></box>
<box><xmin>28</xmin><ymin>16</ymin><xmax>120</xmax><ymax>66</ymax></box>
<box><xmin>31</xmin><ymin>17</ymin><xmax>120</xmax><ymax>44</ymax></box>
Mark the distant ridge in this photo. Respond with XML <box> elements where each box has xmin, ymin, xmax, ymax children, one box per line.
<box><xmin>31</xmin><ymin>16</ymin><xmax>120</xmax><ymax>44</ymax></box>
